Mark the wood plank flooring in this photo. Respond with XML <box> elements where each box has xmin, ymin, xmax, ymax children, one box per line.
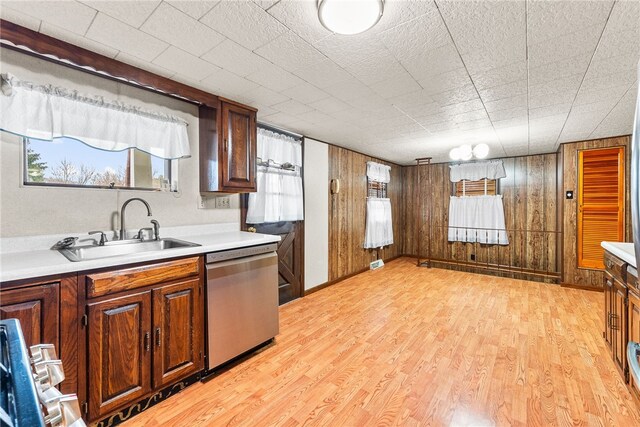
<box><xmin>123</xmin><ymin>258</ymin><xmax>640</xmax><ymax>426</ymax></box>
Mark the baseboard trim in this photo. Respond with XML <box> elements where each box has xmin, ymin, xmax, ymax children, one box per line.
<box><xmin>304</xmin><ymin>255</ymin><xmax>404</xmax><ymax>296</ymax></box>
<box><xmin>560</xmin><ymin>283</ymin><xmax>604</xmax><ymax>292</ymax></box>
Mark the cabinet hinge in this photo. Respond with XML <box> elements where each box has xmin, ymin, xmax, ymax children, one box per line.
<box><xmin>81</xmin><ymin>401</ymin><xmax>88</xmax><ymax>415</ymax></box>
<box><xmin>80</xmin><ymin>314</ymin><xmax>88</xmax><ymax>327</ymax></box>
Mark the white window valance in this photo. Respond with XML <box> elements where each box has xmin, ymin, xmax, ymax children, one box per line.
<box><xmin>364</xmin><ymin>197</ymin><xmax>394</xmax><ymax>249</ymax></box>
<box><xmin>448</xmin><ymin>195</ymin><xmax>509</xmax><ymax>245</ymax></box>
<box><xmin>449</xmin><ymin>160</ymin><xmax>506</xmax><ymax>182</ymax></box>
<box><xmin>0</xmin><ymin>73</ymin><xmax>190</xmax><ymax>159</ymax></box>
<box><xmin>366</xmin><ymin>161</ymin><xmax>391</xmax><ymax>183</ymax></box>
<box><xmin>247</xmin><ymin>128</ymin><xmax>303</xmax><ymax>224</ymax></box>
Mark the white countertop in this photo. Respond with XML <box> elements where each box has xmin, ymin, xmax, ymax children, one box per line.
<box><xmin>601</xmin><ymin>241</ymin><xmax>637</xmax><ymax>268</ymax></box>
<box><xmin>0</xmin><ymin>230</ymin><xmax>280</xmax><ymax>283</ymax></box>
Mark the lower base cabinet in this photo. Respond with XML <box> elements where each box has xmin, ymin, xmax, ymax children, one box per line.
<box><xmin>628</xmin><ymin>289</ymin><xmax>640</xmax><ymax>399</ymax></box>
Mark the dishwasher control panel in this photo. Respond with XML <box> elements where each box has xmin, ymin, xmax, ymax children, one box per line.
<box><xmin>206</xmin><ymin>243</ymin><xmax>278</xmax><ymax>264</ymax></box>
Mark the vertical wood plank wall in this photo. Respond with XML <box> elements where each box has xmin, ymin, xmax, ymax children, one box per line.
<box><xmin>402</xmin><ymin>154</ymin><xmax>559</xmax><ymax>281</ymax></box>
<box><xmin>560</xmin><ymin>135</ymin><xmax>632</xmax><ymax>288</ymax></box>
<box><xmin>328</xmin><ymin>146</ymin><xmax>404</xmax><ymax>281</ymax></box>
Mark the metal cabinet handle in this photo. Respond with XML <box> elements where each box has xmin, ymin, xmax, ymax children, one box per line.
<box><xmin>155</xmin><ymin>328</ymin><xmax>161</xmax><ymax>348</ymax></box>
<box><xmin>144</xmin><ymin>332</ymin><xmax>150</xmax><ymax>352</ymax></box>
<box><xmin>610</xmin><ymin>313</ymin><xmax>618</xmax><ymax>330</ymax></box>
<box><xmin>607</xmin><ymin>260</ymin><xmax>614</xmax><ymax>269</ymax></box>
<box><xmin>607</xmin><ymin>312</ymin><xmax>611</xmax><ymax>328</ymax></box>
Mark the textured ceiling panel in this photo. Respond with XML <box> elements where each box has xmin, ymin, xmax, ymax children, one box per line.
<box><xmin>2</xmin><ymin>0</ymin><xmax>639</xmax><ymax>164</ymax></box>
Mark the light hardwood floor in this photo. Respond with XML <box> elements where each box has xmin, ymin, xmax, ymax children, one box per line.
<box><xmin>123</xmin><ymin>258</ymin><xmax>640</xmax><ymax>426</ymax></box>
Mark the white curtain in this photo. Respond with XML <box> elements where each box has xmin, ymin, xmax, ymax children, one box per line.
<box><xmin>448</xmin><ymin>195</ymin><xmax>509</xmax><ymax>245</ymax></box>
<box><xmin>246</xmin><ymin>128</ymin><xmax>303</xmax><ymax>224</ymax></box>
<box><xmin>366</xmin><ymin>161</ymin><xmax>390</xmax><ymax>183</ymax></box>
<box><xmin>0</xmin><ymin>73</ymin><xmax>190</xmax><ymax>159</ymax></box>
<box><xmin>364</xmin><ymin>198</ymin><xmax>394</xmax><ymax>249</ymax></box>
<box><xmin>450</xmin><ymin>160</ymin><xmax>506</xmax><ymax>182</ymax></box>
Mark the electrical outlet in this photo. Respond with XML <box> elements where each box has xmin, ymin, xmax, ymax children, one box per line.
<box><xmin>215</xmin><ymin>196</ymin><xmax>231</xmax><ymax>209</ymax></box>
<box><xmin>470</xmin><ymin>254</ymin><xmax>476</xmax><ymax>261</ymax></box>
<box><xmin>198</xmin><ymin>195</ymin><xmax>206</xmax><ymax>209</ymax></box>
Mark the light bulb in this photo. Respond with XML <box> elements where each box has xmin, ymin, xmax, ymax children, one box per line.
<box><xmin>459</xmin><ymin>144</ymin><xmax>472</xmax><ymax>161</ymax></box>
<box><xmin>449</xmin><ymin>148</ymin><xmax>461</xmax><ymax>160</ymax></box>
<box><xmin>318</xmin><ymin>0</ymin><xmax>384</xmax><ymax>35</ymax></box>
<box><xmin>473</xmin><ymin>143</ymin><xmax>489</xmax><ymax>159</ymax></box>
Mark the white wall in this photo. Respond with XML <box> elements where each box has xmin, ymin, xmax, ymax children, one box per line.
<box><xmin>0</xmin><ymin>48</ymin><xmax>240</xmax><ymax>237</ymax></box>
<box><xmin>303</xmin><ymin>138</ymin><xmax>329</xmax><ymax>290</ymax></box>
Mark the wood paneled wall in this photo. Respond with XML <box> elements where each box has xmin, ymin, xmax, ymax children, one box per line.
<box><xmin>328</xmin><ymin>146</ymin><xmax>403</xmax><ymax>281</ymax></box>
<box><xmin>403</xmin><ymin>154</ymin><xmax>559</xmax><ymax>281</ymax></box>
<box><xmin>560</xmin><ymin>135</ymin><xmax>632</xmax><ymax>288</ymax></box>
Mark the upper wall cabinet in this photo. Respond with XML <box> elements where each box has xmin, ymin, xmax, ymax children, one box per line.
<box><xmin>199</xmin><ymin>101</ymin><xmax>257</xmax><ymax>193</ymax></box>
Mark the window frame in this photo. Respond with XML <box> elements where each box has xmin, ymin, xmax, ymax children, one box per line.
<box><xmin>21</xmin><ymin>137</ymin><xmax>177</xmax><ymax>192</ymax></box>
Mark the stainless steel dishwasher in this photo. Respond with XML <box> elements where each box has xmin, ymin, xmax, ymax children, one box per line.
<box><xmin>205</xmin><ymin>243</ymin><xmax>279</xmax><ymax>371</ymax></box>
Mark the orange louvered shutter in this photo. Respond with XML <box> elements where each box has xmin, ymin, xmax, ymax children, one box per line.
<box><xmin>577</xmin><ymin>147</ymin><xmax>625</xmax><ymax>269</ymax></box>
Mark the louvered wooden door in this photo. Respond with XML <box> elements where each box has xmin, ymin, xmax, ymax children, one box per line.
<box><xmin>577</xmin><ymin>147</ymin><xmax>625</xmax><ymax>269</ymax></box>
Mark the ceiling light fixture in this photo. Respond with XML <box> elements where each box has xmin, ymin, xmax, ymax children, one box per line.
<box><xmin>449</xmin><ymin>143</ymin><xmax>490</xmax><ymax>161</ymax></box>
<box><xmin>318</xmin><ymin>0</ymin><xmax>384</xmax><ymax>35</ymax></box>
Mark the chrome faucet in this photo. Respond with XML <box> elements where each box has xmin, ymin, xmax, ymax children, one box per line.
<box><xmin>119</xmin><ymin>198</ymin><xmax>152</xmax><ymax>240</ymax></box>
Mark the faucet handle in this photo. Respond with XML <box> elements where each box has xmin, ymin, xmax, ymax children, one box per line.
<box><xmin>151</xmin><ymin>220</ymin><xmax>160</xmax><ymax>241</ymax></box>
<box><xmin>135</xmin><ymin>227</ymin><xmax>154</xmax><ymax>241</ymax></box>
<box><xmin>88</xmin><ymin>231</ymin><xmax>107</xmax><ymax>246</ymax></box>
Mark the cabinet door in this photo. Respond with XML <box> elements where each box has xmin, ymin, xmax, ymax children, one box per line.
<box><xmin>613</xmin><ymin>278</ymin><xmax>628</xmax><ymax>378</ymax></box>
<box><xmin>604</xmin><ymin>275</ymin><xmax>613</xmax><ymax>351</ymax></box>
<box><xmin>0</xmin><ymin>283</ymin><xmax>59</xmax><ymax>349</ymax></box>
<box><xmin>152</xmin><ymin>279</ymin><xmax>203</xmax><ymax>389</ymax></box>
<box><xmin>221</xmin><ymin>102</ymin><xmax>256</xmax><ymax>191</ymax></box>
<box><xmin>87</xmin><ymin>292</ymin><xmax>152</xmax><ymax>419</ymax></box>
<box><xmin>628</xmin><ymin>290</ymin><xmax>640</xmax><ymax>397</ymax></box>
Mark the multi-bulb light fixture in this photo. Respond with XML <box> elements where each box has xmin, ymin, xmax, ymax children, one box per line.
<box><xmin>449</xmin><ymin>144</ymin><xmax>490</xmax><ymax>161</ymax></box>
<box><xmin>317</xmin><ymin>0</ymin><xmax>385</xmax><ymax>35</ymax></box>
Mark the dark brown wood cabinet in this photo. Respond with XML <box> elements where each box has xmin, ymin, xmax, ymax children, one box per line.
<box><xmin>152</xmin><ymin>279</ymin><xmax>202</xmax><ymax>389</ymax></box>
<box><xmin>87</xmin><ymin>291</ymin><xmax>152</xmax><ymax>419</ymax></box>
<box><xmin>628</xmin><ymin>288</ymin><xmax>640</xmax><ymax>399</ymax></box>
<box><xmin>199</xmin><ymin>101</ymin><xmax>257</xmax><ymax>193</ymax></box>
<box><xmin>0</xmin><ymin>282</ymin><xmax>59</xmax><ymax>350</ymax></box>
<box><xmin>83</xmin><ymin>257</ymin><xmax>204</xmax><ymax>421</ymax></box>
<box><xmin>604</xmin><ymin>273</ymin><xmax>628</xmax><ymax>379</ymax></box>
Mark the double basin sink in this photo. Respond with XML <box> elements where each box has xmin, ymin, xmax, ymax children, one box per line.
<box><xmin>59</xmin><ymin>237</ymin><xmax>200</xmax><ymax>262</ymax></box>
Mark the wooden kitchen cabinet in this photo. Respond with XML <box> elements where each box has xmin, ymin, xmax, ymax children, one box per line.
<box><xmin>199</xmin><ymin>101</ymin><xmax>257</xmax><ymax>193</ymax></box>
<box><xmin>87</xmin><ymin>291</ymin><xmax>153</xmax><ymax>419</ymax></box>
<box><xmin>0</xmin><ymin>282</ymin><xmax>59</xmax><ymax>350</ymax></box>
<box><xmin>612</xmin><ymin>276</ymin><xmax>628</xmax><ymax>378</ymax></box>
<box><xmin>152</xmin><ymin>279</ymin><xmax>202</xmax><ymax>389</ymax></box>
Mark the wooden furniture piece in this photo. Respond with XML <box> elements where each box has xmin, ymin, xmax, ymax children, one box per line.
<box><xmin>82</xmin><ymin>257</ymin><xmax>204</xmax><ymax>421</ymax></box>
<box><xmin>199</xmin><ymin>102</ymin><xmax>257</xmax><ymax>193</ymax></box>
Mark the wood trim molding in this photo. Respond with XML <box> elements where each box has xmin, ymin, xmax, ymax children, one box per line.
<box><xmin>0</xmin><ymin>19</ymin><xmax>219</xmax><ymax>106</ymax></box>
<box><xmin>560</xmin><ymin>283</ymin><xmax>604</xmax><ymax>292</ymax></box>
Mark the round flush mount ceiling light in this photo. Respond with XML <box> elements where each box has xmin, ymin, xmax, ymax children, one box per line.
<box><xmin>459</xmin><ymin>144</ymin><xmax>473</xmax><ymax>161</ymax></box>
<box><xmin>318</xmin><ymin>0</ymin><xmax>384</xmax><ymax>35</ymax></box>
<box><xmin>473</xmin><ymin>143</ymin><xmax>489</xmax><ymax>159</ymax></box>
<box><xmin>449</xmin><ymin>147</ymin><xmax>461</xmax><ymax>161</ymax></box>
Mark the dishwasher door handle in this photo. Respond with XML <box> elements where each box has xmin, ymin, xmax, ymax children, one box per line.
<box><xmin>206</xmin><ymin>251</ymin><xmax>277</xmax><ymax>271</ymax></box>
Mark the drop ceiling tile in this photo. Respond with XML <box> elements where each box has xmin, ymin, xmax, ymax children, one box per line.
<box><xmin>140</xmin><ymin>3</ymin><xmax>225</xmax><ymax>56</ymax></box>
<box><xmin>39</xmin><ymin>22</ymin><xmax>119</xmax><ymax>58</ymax></box>
<box><xmin>290</xmin><ymin>59</ymin><xmax>352</xmax><ymax>89</ymax></box>
<box><xmin>296</xmin><ymin>109</ymin><xmax>334</xmax><ymax>125</ymax></box>
<box><xmin>308</xmin><ymin>97</ymin><xmax>351</xmax><ymax>115</ymax></box>
<box><xmin>606</xmin><ymin>1</ymin><xmax>640</xmax><ymax>32</ymax></box>
<box><xmin>573</xmin><ymin>82</ymin><xmax>631</xmax><ymax>106</ymax></box>
<box><xmin>431</xmin><ymin>84</ymin><xmax>478</xmax><ymax>107</ymax></box>
<box><xmin>388</xmin><ymin>90</ymin><xmax>435</xmax><ymax>110</ymax></box>
<box><xmin>478</xmin><ymin>79</ymin><xmax>526</xmax><ymax>103</ymax></box>
<box><xmin>528</xmin><ymin>74</ymin><xmax>583</xmax><ymax>98</ymax></box>
<box><xmin>241</xmin><ymin>85</ymin><xmax>290</xmax><ymax>107</ymax></box>
<box><xmin>418</xmin><ymin>68</ymin><xmax>472</xmax><ymax>96</ymax></box>
<box><xmin>280</xmin><ymin>82</ymin><xmax>329</xmax><ymax>104</ymax></box>
<box><xmin>86</xmin><ymin>13</ymin><xmax>169</xmax><ymax>61</ymax></box>
<box><xmin>527</xmin><ymin>0</ymin><xmax>612</xmax><ymax>44</ymax></box>
<box><xmin>528</xmin><ymin>24</ymin><xmax>603</xmax><ymax>67</ymax></box>
<box><xmin>314</xmin><ymin>35</ymin><xmax>389</xmax><ymax>69</ymax></box>
<box><xmin>0</xmin><ymin>6</ymin><xmax>41</xmax><ymax>31</ymax></box>
<box><xmin>438</xmin><ymin>0</ymin><xmax>525</xmax><ymax>54</ymax></box>
<box><xmin>400</xmin><ymin>44</ymin><xmax>465</xmax><ymax>81</ymax></box>
<box><xmin>370</xmin><ymin>73</ymin><xmax>422</xmax><ymax>99</ymax></box>
<box><xmin>484</xmin><ymin>94</ymin><xmax>527</xmax><ymax>113</ymax></box>
<box><xmin>264</xmin><ymin>0</ymin><xmax>330</xmax><ymax>44</ymax></box>
<box><xmin>80</xmin><ymin>1</ymin><xmax>160</xmax><ymax>28</ymax></box>
<box><xmin>153</xmin><ymin>46</ymin><xmax>219</xmax><ymax>81</ymax></box>
<box><xmin>587</xmin><ymin>54</ymin><xmax>639</xmax><ymax>79</ymax></box>
<box><xmin>201</xmin><ymin>39</ymin><xmax>271</xmax><ymax>77</ymax></box>
<box><xmin>3</xmin><ymin>1</ymin><xmax>96</xmax><ymax>35</ymax></box>
<box><xmin>344</xmin><ymin>55</ymin><xmax>407</xmax><ymax>85</ymax></box>
<box><xmin>368</xmin><ymin>0</ymin><xmax>438</xmax><ymax>35</ymax></box>
<box><xmin>378</xmin><ymin>9</ymin><xmax>450</xmax><ymax>59</ymax></box>
<box><xmin>488</xmin><ymin>108</ymin><xmax>527</xmax><ymax>123</ymax></box>
<box><xmin>594</xmin><ymin>27</ymin><xmax>640</xmax><ymax>60</ymax></box>
<box><xmin>528</xmin><ymin>55</ymin><xmax>591</xmax><ymax>90</ymax></box>
<box><xmin>201</xmin><ymin>68</ymin><xmax>260</xmax><ymax>96</ymax></box>
<box><xmin>245</xmin><ymin>63</ymin><xmax>305</xmax><ymax>92</ymax></box>
<box><xmin>570</xmin><ymin>100</ymin><xmax>618</xmax><ymax>116</ymax></box>
<box><xmin>114</xmin><ymin>52</ymin><xmax>175</xmax><ymax>78</ymax></box>
<box><xmin>199</xmin><ymin>0</ymin><xmax>287</xmax><ymax>50</ymax></box>
<box><xmin>558</xmin><ymin>131</ymin><xmax>593</xmax><ymax>143</ymax></box>
<box><xmin>272</xmin><ymin>99</ymin><xmax>314</xmax><ymax>116</ymax></box>
<box><xmin>167</xmin><ymin>0</ymin><xmax>220</xmax><ymax>20</ymax></box>
<box><xmin>562</xmin><ymin>109</ymin><xmax>609</xmax><ymax>135</ymax></box>
<box><xmin>472</xmin><ymin>61</ymin><xmax>526</xmax><ymax>91</ymax></box>
<box><xmin>457</xmin><ymin>118</ymin><xmax>493</xmax><ymax>131</ymax></box>
<box><xmin>529</xmin><ymin>103</ymin><xmax>572</xmax><ymax>119</ymax></box>
<box><xmin>529</xmin><ymin>90</ymin><xmax>576</xmax><ymax>109</ymax></box>
<box><xmin>492</xmin><ymin>117</ymin><xmax>528</xmax><ymax>129</ymax></box>
<box><xmin>463</xmin><ymin>44</ymin><xmax>526</xmax><ymax>76</ymax></box>
<box><xmin>440</xmin><ymin>99</ymin><xmax>485</xmax><ymax>116</ymax></box>
<box><xmin>323</xmin><ymin>78</ymin><xmax>376</xmax><ymax>102</ymax></box>
<box><xmin>254</xmin><ymin>30</ymin><xmax>326</xmax><ymax>73</ymax></box>
<box><xmin>580</xmin><ymin>69</ymin><xmax>637</xmax><ymax>93</ymax></box>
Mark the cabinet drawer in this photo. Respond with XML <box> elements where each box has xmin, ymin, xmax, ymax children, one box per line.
<box><xmin>605</xmin><ymin>251</ymin><xmax>627</xmax><ymax>283</ymax></box>
<box><xmin>86</xmin><ymin>257</ymin><xmax>200</xmax><ymax>298</ymax></box>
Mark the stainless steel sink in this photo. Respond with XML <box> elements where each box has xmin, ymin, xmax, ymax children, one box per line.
<box><xmin>58</xmin><ymin>238</ymin><xmax>200</xmax><ymax>262</ymax></box>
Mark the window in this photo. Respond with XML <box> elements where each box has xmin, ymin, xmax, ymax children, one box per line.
<box><xmin>367</xmin><ymin>179</ymin><xmax>387</xmax><ymax>198</ymax></box>
<box><xmin>577</xmin><ymin>146</ymin><xmax>625</xmax><ymax>269</ymax></box>
<box><xmin>23</xmin><ymin>137</ymin><xmax>176</xmax><ymax>191</ymax></box>
<box><xmin>454</xmin><ymin>178</ymin><xmax>497</xmax><ymax>196</ymax></box>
